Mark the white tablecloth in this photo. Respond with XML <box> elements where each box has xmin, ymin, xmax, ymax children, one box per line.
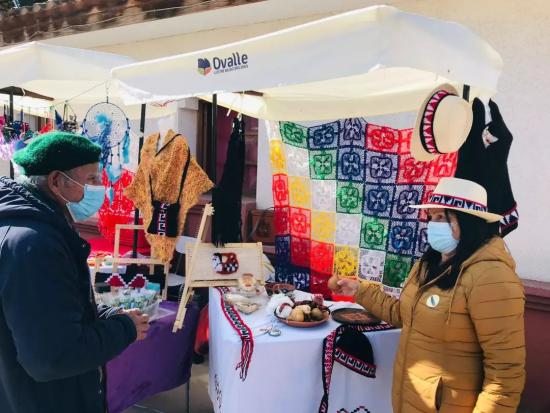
<box><xmin>208</xmin><ymin>288</ymin><xmax>401</xmax><ymax>413</ymax></box>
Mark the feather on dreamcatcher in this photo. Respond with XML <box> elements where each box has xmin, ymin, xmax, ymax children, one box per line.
<box><xmin>82</xmin><ymin>101</ymin><xmax>131</xmax><ymax>203</ymax></box>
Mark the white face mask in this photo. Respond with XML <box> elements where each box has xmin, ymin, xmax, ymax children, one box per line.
<box><xmin>427</xmin><ymin>221</ymin><xmax>459</xmax><ymax>254</ymax></box>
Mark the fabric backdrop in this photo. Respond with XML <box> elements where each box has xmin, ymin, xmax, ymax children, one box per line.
<box><xmin>269</xmin><ymin>118</ymin><xmax>457</xmax><ymax>297</ymax></box>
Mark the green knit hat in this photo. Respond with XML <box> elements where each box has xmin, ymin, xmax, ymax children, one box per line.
<box><xmin>13</xmin><ymin>131</ymin><xmax>102</xmax><ymax>176</ymax></box>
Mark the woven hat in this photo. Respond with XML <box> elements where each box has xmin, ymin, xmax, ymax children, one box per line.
<box><xmin>411</xmin><ymin>84</ymin><xmax>473</xmax><ymax>162</ymax></box>
<box><xmin>411</xmin><ymin>177</ymin><xmax>502</xmax><ymax>223</ymax></box>
<box><xmin>13</xmin><ymin>131</ymin><xmax>101</xmax><ymax>176</ymax></box>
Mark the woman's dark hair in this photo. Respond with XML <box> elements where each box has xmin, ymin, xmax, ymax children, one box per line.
<box><xmin>417</xmin><ymin>210</ymin><xmax>498</xmax><ymax>290</ymax></box>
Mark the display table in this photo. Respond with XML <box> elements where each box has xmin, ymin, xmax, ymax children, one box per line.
<box><xmin>107</xmin><ymin>301</ymin><xmax>200</xmax><ymax>413</ymax></box>
<box><xmin>208</xmin><ymin>288</ymin><xmax>400</xmax><ymax>413</ymax></box>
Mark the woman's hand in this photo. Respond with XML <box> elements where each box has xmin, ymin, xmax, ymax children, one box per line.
<box><xmin>328</xmin><ymin>276</ymin><xmax>360</xmax><ymax>296</ymax></box>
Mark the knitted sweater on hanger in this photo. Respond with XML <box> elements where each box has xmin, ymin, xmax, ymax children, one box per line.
<box><xmin>125</xmin><ymin>130</ymin><xmax>213</xmax><ymax>262</ymax></box>
<box><xmin>455</xmin><ymin>99</ymin><xmax>518</xmax><ymax>236</ymax></box>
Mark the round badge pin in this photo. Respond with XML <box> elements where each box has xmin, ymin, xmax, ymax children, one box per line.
<box><xmin>426</xmin><ymin>294</ymin><xmax>440</xmax><ymax>308</ymax></box>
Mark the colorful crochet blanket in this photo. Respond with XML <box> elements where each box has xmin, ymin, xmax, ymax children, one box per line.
<box><xmin>269</xmin><ymin>118</ymin><xmax>457</xmax><ymax>297</ymax></box>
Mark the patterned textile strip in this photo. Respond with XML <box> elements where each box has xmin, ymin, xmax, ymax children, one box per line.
<box><xmin>319</xmin><ymin>323</ymin><xmax>395</xmax><ymax>413</ymax></box>
<box><xmin>216</xmin><ymin>287</ymin><xmax>255</xmax><ymax>381</ymax></box>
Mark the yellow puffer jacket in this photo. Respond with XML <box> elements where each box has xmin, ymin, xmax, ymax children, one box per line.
<box><xmin>355</xmin><ymin>237</ymin><xmax>525</xmax><ymax>413</ymax></box>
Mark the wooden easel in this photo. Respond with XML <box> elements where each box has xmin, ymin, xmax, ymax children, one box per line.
<box><xmin>173</xmin><ymin>204</ymin><xmax>214</xmax><ymax>332</ymax></box>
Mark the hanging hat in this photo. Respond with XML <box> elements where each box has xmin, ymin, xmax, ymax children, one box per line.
<box><xmin>411</xmin><ymin>84</ymin><xmax>473</xmax><ymax>162</ymax></box>
<box><xmin>411</xmin><ymin>177</ymin><xmax>502</xmax><ymax>222</ymax></box>
<box><xmin>334</xmin><ymin>329</ymin><xmax>376</xmax><ymax>378</ymax></box>
<box><xmin>13</xmin><ymin>131</ymin><xmax>101</xmax><ymax>176</ymax></box>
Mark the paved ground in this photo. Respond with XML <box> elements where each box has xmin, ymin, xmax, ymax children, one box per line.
<box><xmin>124</xmin><ymin>361</ymin><xmax>213</xmax><ymax>413</ymax></box>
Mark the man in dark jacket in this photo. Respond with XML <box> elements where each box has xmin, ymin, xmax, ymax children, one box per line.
<box><xmin>0</xmin><ymin>131</ymin><xmax>149</xmax><ymax>413</ymax></box>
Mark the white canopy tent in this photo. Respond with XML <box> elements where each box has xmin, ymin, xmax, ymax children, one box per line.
<box><xmin>0</xmin><ymin>42</ymin><xmax>173</xmax><ymax>119</ymax></box>
<box><xmin>111</xmin><ymin>5</ymin><xmax>503</xmax><ymax>121</ymax></box>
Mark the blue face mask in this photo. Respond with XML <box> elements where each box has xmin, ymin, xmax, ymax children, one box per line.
<box><xmin>427</xmin><ymin>221</ymin><xmax>459</xmax><ymax>254</ymax></box>
<box><xmin>60</xmin><ymin>173</ymin><xmax>105</xmax><ymax>222</ymax></box>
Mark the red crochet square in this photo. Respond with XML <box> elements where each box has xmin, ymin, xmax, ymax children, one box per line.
<box><xmin>397</xmin><ymin>152</ymin><xmax>430</xmax><ymax>184</ymax></box>
<box><xmin>290</xmin><ymin>207</ymin><xmax>311</xmax><ymax>238</ymax></box>
<box><xmin>274</xmin><ymin>206</ymin><xmax>290</xmax><ymax>235</ymax></box>
<box><xmin>310</xmin><ymin>241</ymin><xmax>335</xmax><ymax>275</ymax></box>
<box><xmin>366</xmin><ymin>124</ymin><xmax>400</xmax><ymax>153</ymax></box>
<box><xmin>310</xmin><ymin>271</ymin><xmax>332</xmax><ymax>299</ymax></box>
<box><xmin>399</xmin><ymin>128</ymin><xmax>413</xmax><ymax>153</ymax></box>
<box><xmin>426</xmin><ymin>152</ymin><xmax>457</xmax><ymax>185</ymax></box>
<box><xmin>291</xmin><ymin>236</ymin><xmax>311</xmax><ymax>267</ymax></box>
<box><xmin>272</xmin><ymin>174</ymin><xmax>289</xmax><ymax>207</ymax></box>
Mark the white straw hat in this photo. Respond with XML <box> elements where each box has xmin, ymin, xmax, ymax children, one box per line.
<box><xmin>411</xmin><ymin>84</ymin><xmax>473</xmax><ymax>162</ymax></box>
<box><xmin>411</xmin><ymin>177</ymin><xmax>502</xmax><ymax>222</ymax></box>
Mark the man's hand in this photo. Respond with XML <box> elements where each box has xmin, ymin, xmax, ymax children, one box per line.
<box><xmin>328</xmin><ymin>276</ymin><xmax>360</xmax><ymax>296</ymax></box>
<box><xmin>124</xmin><ymin>309</ymin><xmax>150</xmax><ymax>341</ymax></box>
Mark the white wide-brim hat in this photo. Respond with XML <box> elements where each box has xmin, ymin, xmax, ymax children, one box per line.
<box><xmin>411</xmin><ymin>177</ymin><xmax>502</xmax><ymax>223</ymax></box>
<box><xmin>411</xmin><ymin>84</ymin><xmax>473</xmax><ymax>162</ymax></box>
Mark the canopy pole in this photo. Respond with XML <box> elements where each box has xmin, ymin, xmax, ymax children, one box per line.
<box><xmin>132</xmin><ymin>103</ymin><xmax>146</xmax><ymax>258</ymax></box>
<box><xmin>462</xmin><ymin>84</ymin><xmax>470</xmax><ymax>102</ymax></box>
<box><xmin>8</xmin><ymin>92</ymin><xmax>14</xmax><ymax>179</ymax></box>
<box><xmin>210</xmin><ymin>94</ymin><xmax>217</xmax><ymax>183</ymax></box>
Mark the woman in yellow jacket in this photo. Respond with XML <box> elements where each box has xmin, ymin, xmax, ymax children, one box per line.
<box><xmin>331</xmin><ymin>178</ymin><xmax>525</xmax><ymax>413</ymax></box>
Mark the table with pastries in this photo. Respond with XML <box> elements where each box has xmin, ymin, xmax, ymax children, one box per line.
<box><xmin>208</xmin><ymin>288</ymin><xmax>401</xmax><ymax>413</ymax></box>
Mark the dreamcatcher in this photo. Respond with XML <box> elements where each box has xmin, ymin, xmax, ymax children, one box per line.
<box><xmin>82</xmin><ymin>101</ymin><xmax>131</xmax><ymax>203</ymax></box>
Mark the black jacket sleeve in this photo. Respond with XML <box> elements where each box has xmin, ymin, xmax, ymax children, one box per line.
<box><xmin>0</xmin><ymin>228</ymin><xmax>137</xmax><ymax>382</ymax></box>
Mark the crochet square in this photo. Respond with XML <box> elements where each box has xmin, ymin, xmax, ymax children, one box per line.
<box><xmin>366</xmin><ymin>124</ymin><xmax>400</xmax><ymax>153</ymax></box>
<box><xmin>336</xmin><ymin>181</ymin><xmax>363</xmax><ymax>214</ymax></box>
<box><xmin>274</xmin><ymin>206</ymin><xmax>290</xmax><ymax>235</ymax></box>
<box><xmin>310</xmin><ymin>270</ymin><xmax>332</xmax><ymax>298</ymax></box>
<box><xmin>364</xmin><ymin>151</ymin><xmax>399</xmax><ymax>184</ymax></box>
<box><xmin>362</xmin><ymin>184</ymin><xmax>395</xmax><ymax>218</ymax></box>
<box><xmin>310</xmin><ymin>241</ymin><xmax>335</xmax><ymax>275</ymax></box>
<box><xmin>309</xmin><ymin>149</ymin><xmax>337</xmax><ymax>180</ymax></box>
<box><xmin>333</xmin><ymin>245</ymin><xmax>360</xmax><ymax>279</ymax></box>
<box><xmin>290</xmin><ymin>207</ymin><xmax>311</xmax><ymax>238</ymax></box>
<box><xmin>291</xmin><ymin>236</ymin><xmax>311</xmax><ymax>268</ymax></box>
<box><xmin>308</xmin><ymin>121</ymin><xmax>340</xmax><ymax>150</ymax></box>
<box><xmin>311</xmin><ymin>211</ymin><xmax>336</xmax><ymax>243</ymax></box>
<box><xmin>339</xmin><ymin>118</ymin><xmax>367</xmax><ymax>148</ymax></box>
<box><xmin>359</xmin><ymin>249</ymin><xmax>386</xmax><ymax>282</ymax></box>
<box><xmin>280</xmin><ymin>121</ymin><xmax>308</xmax><ymax>148</ymax></box>
<box><xmin>337</xmin><ymin>147</ymin><xmax>366</xmax><ymax>182</ymax></box>
<box><xmin>311</xmin><ymin>179</ymin><xmax>337</xmax><ymax>212</ymax></box>
<box><xmin>275</xmin><ymin>235</ymin><xmax>291</xmax><ymax>265</ymax></box>
<box><xmin>288</xmin><ymin>176</ymin><xmax>312</xmax><ymax>209</ymax></box>
<box><xmin>393</xmin><ymin>185</ymin><xmax>423</xmax><ymax>221</ymax></box>
<box><xmin>387</xmin><ymin>220</ymin><xmax>418</xmax><ymax>255</ymax></box>
<box><xmin>335</xmin><ymin>213</ymin><xmax>362</xmax><ymax>246</ymax></box>
<box><xmin>426</xmin><ymin>152</ymin><xmax>457</xmax><ymax>185</ymax></box>
<box><xmin>272</xmin><ymin>174</ymin><xmax>289</xmax><ymax>207</ymax></box>
<box><xmin>383</xmin><ymin>254</ymin><xmax>412</xmax><ymax>288</ymax></box>
<box><xmin>398</xmin><ymin>128</ymin><xmax>413</xmax><ymax>153</ymax></box>
<box><xmin>269</xmin><ymin>139</ymin><xmax>287</xmax><ymax>174</ymax></box>
<box><xmin>285</xmin><ymin>145</ymin><xmax>310</xmax><ymax>177</ymax></box>
<box><xmin>397</xmin><ymin>152</ymin><xmax>430</xmax><ymax>184</ymax></box>
<box><xmin>360</xmin><ymin>216</ymin><xmax>389</xmax><ymax>251</ymax></box>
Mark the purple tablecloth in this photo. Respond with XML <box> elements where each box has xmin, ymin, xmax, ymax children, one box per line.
<box><xmin>107</xmin><ymin>301</ymin><xmax>200</xmax><ymax>413</ymax></box>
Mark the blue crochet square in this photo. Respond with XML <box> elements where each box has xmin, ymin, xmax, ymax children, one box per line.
<box><xmin>339</xmin><ymin>118</ymin><xmax>367</xmax><ymax>148</ymax></box>
<box><xmin>363</xmin><ymin>184</ymin><xmax>395</xmax><ymax>218</ymax></box>
<box><xmin>308</xmin><ymin>121</ymin><xmax>340</xmax><ymax>150</ymax></box>
<box><xmin>393</xmin><ymin>185</ymin><xmax>422</xmax><ymax>221</ymax></box>
<box><xmin>337</xmin><ymin>147</ymin><xmax>366</xmax><ymax>182</ymax></box>
<box><xmin>364</xmin><ymin>151</ymin><xmax>399</xmax><ymax>184</ymax></box>
<box><xmin>387</xmin><ymin>220</ymin><xmax>418</xmax><ymax>256</ymax></box>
